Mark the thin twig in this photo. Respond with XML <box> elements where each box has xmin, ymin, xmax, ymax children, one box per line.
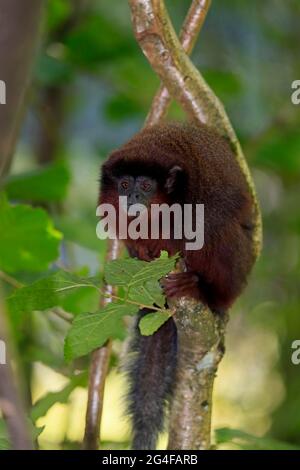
<box><xmin>83</xmin><ymin>239</ymin><xmax>122</xmax><ymax>450</ymax></box>
<box><xmin>50</xmin><ymin>308</ymin><xmax>73</xmax><ymax>324</ymax></box>
<box><xmin>145</xmin><ymin>0</ymin><xmax>211</xmax><ymax>126</ymax></box>
<box><xmin>0</xmin><ymin>271</ymin><xmax>23</xmax><ymax>289</ymax></box>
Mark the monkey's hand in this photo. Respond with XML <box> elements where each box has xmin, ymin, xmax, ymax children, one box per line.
<box><xmin>126</xmin><ymin>242</ymin><xmax>161</xmax><ymax>262</ymax></box>
<box><xmin>161</xmin><ymin>272</ymin><xmax>199</xmax><ymax>299</ymax></box>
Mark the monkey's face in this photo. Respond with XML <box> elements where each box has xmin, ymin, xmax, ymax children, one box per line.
<box><xmin>117</xmin><ymin>175</ymin><xmax>158</xmax><ymax>211</ymax></box>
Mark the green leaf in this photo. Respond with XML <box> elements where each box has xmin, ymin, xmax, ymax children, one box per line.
<box><xmin>0</xmin><ymin>194</ymin><xmax>62</xmax><ymax>273</ymax></box>
<box><xmin>128</xmin><ymin>254</ymin><xmax>177</xmax><ymax>288</ymax></box>
<box><xmin>126</xmin><ymin>255</ymin><xmax>177</xmax><ymax>298</ymax></box>
<box><xmin>64</xmin><ymin>303</ymin><xmax>137</xmax><ymax>361</ymax></box>
<box><xmin>105</xmin><ymin>253</ymin><xmax>177</xmax><ymax>292</ymax></box>
<box><xmin>128</xmin><ymin>278</ymin><xmax>165</xmax><ymax>308</ymax></box>
<box><xmin>31</xmin><ymin>373</ymin><xmax>87</xmax><ymax>422</ymax></box>
<box><xmin>7</xmin><ymin>271</ymin><xmax>100</xmax><ymax>327</ymax></box>
<box><xmin>104</xmin><ymin>257</ymin><xmax>148</xmax><ymax>287</ymax></box>
<box><xmin>0</xmin><ymin>418</ymin><xmax>43</xmax><ymax>450</ymax></box>
<box><xmin>0</xmin><ymin>438</ymin><xmax>10</xmax><ymax>451</ymax></box>
<box><xmin>215</xmin><ymin>427</ymin><xmax>300</xmax><ymax>451</ymax></box>
<box><xmin>104</xmin><ymin>253</ymin><xmax>176</xmax><ymax>308</ymax></box>
<box><xmin>4</xmin><ymin>161</ymin><xmax>71</xmax><ymax>203</ymax></box>
<box><xmin>0</xmin><ymin>420</ymin><xmax>10</xmax><ymax>450</ymax></box>
<box><xmin>139</xmin><ymin>311</ymin><xmax>171</xmax><ymax>336</ymax></box>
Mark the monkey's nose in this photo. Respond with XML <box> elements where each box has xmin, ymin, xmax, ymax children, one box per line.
<box><xmin>127</xmin><ymin>194</ymin><xmax>138</xmax><ymax>206</ymax></box>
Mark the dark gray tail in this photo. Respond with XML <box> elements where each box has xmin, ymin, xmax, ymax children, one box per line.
<box><xmin>126</xmin><ymin>308</ymin><xmax>177</xmax><ymax>450</ymax></box>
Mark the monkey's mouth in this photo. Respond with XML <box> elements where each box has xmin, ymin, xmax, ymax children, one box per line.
<box><xmin>119</xmin><ymin>196</ymin><xmax>148</xmax><ymax>215</ymax></box>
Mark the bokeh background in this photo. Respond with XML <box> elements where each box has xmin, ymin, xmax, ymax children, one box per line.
<box><xmin>3</xmin><ymin>0</ymin><xmax>300</xmax><ymax>449</ymax></box>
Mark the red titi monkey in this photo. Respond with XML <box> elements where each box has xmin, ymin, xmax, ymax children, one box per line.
<box><xmin>99</xmin><ymin>122</ymin><xmax>256</xmax><ymax>449</ymax></box>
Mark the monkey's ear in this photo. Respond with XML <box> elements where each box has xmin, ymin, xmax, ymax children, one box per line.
<box><xmin>165</xmin><ymin>165</ymin><xmax>183</xmax><ymax>194</ymax></box>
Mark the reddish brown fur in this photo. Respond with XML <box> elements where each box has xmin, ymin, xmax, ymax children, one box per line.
<box><xmin>100</xmin><ymin>122</ymin><xmax>255</xmax><ymax>312</ymax></box>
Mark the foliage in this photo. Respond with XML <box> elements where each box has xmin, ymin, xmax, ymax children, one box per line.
<box><xmin>0</xmin><ymin>0</ymin><xmax>299</xmax><ymax>451</ymax></box>
<box><xmin>0</xmin><ymin>194</ymin><xmax>62</xmax><ymax>273</ymax></box>
<box><xmin>215</xmin><ymin>428</ymin><xmax>300</xmax><ymax>451</ymax></box>
<box><xmin>3</xmin><ymin>160</ymin><xmax>70</xmax><ymax>203</ymax></box>
<box><xmin>64</xmin><ymin>252</ymin><xmax>177</xmax><ymax>360</ymax></box>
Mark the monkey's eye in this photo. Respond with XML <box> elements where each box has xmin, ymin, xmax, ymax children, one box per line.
<box><xmin>141</xmin><ymin>182</ymin><xmax>152</xmax><ymax>192</ymax></box>
<box><xmin>121</xmin><ymin>181</ymin><xmax>129</xmax><ymax>190</ymax></box>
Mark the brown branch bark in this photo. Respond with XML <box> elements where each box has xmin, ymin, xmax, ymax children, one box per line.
<box><xmin>0</xmin><ymin>0</ymin><xmax>44</xmax><ymax>177</ymax></box>
<box><xmin>128</xmin><ymin>0</ymin><xmax>262</xmax><ymax>450</ymax></box>
<box><xmin>0</xmin><ymin>288</ymin><xmax>33</xmax><ymax>449</ymax></box>
<box><xmin>145</xmin><ymin>0</ymin><xmax>211</xmax><ymax>126</ymax></box>
<box><xmin>83</xmin><ymin>239</ymin><xmax>122</xmax><ymax>450</ymax></box>
<box><xmin>167</xmin><ymin>300</ymin><xmax>227</xmax><ymax>449</ymax></box>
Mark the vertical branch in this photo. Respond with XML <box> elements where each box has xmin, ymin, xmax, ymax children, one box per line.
<box><xmin>128</xmin><ymin>0</ymin><xmax>262</xmax><ymax>450</ymax></box>
<box><xmin>0</xmin><ymin>0</ymin><xmax>44</xmax><ymax>177</ymax></box>
<box><xmin>0</xmin><ymin>288</ymin><xmax>33</xmax><ymax>450</ymax></box>
<box><xmin>167</xmin><ymin>300</ymin><xmax>227</xmax><ymax>450</ymax></box>
<box><xmin>83</xmin><ymin>239</ymin><xmax>122</xmax><ymax>450</ymax></box>
<box><xmin>145</xmin><ymin>0</ymin><xmax>211</xmax><ymax>126</ymax></box>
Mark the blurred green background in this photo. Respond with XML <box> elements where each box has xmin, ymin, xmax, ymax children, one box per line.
<box><xmin>2</xmin><ymin>0</ymin><xmax>300</xmax><ymax>449</ymax></box>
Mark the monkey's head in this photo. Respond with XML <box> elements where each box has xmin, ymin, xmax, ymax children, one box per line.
<box><xmin>100</xmin><ymin>157</ymin><xmax>185</xmax><ymax>212</ymax></box>
<box><xmin>99</xmin><ymin>124</ymin><xmax>197</xmax><ymax>211</ymax></box>
<box><xmin>115</xmin><ymin>165</ymin><xmax>184</xmax><ymax>211</ymax></box>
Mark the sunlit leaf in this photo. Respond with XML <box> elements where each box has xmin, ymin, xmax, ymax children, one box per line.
<box><xmin>0</xmin><ymin>194</ymin><xmax>62</xmax><ymax>273</ymax></box>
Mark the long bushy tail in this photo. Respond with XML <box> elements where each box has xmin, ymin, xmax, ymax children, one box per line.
<box><xmin>126</xmin><ymin>308</ymin><xmax>177</xmax><ymax>450</ymax></box>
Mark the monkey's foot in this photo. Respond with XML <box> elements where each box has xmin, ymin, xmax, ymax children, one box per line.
<box><xmin>161</xmin><ymin>272</ymin><xmax>199</xmax><ymax>299</ymax></box>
